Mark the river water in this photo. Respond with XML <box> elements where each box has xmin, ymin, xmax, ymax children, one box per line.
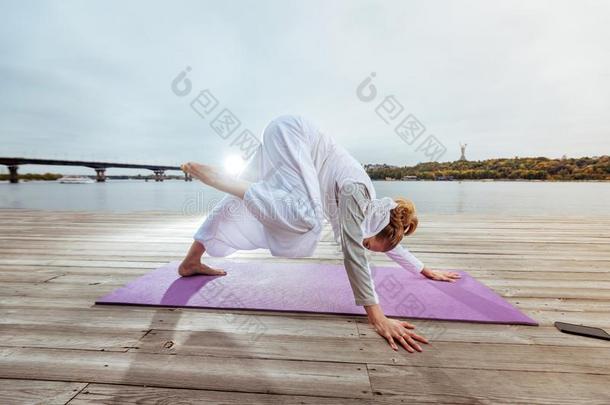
<box><xmin>1</xmin><ymin>180</ymin><xmax>608</xmax><ymax>217</ymax></box>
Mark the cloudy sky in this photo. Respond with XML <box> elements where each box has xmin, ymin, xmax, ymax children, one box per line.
<box><xmin>1</xmin><ymin>0</ymin><xmax>608</xmax><ymax>175</ymax></box>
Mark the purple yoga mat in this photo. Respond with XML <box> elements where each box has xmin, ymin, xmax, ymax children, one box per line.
<box><xmin>96</xmin><ymin>259</ymin><xmax>537</xmax><ymax>325</ymax></box>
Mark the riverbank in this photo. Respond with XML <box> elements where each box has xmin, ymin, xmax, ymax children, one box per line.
<box><xmin>366</xmin><ymin>155</ymin><xmax>610</xmax><ymax>181</ymax></box>
<box><xmin>3</xmin><ymin>177</ymin><xmax>610</xmax><ymax>183</ymax></box>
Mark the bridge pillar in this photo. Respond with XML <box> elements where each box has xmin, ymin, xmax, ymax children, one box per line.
<box><xmin>184</xmin><ymin>171</ymin><xmax>192</xmax><ymax>181</ymax></box>
<box><xmin>8</xmin><ymin>165</ymin><xmax>19</xmax><ymax>183</ymax></box>
<box><xmin>154</xmin><ymin>170</ymin><xmax>165</xmax><ymax>182</ymax></box>
<box><xmin>95</xmin><ymin>168</ymin><xmax>106</xmax><ymax>182</ymax></box>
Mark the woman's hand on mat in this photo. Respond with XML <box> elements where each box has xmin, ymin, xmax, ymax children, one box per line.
<box><xmin>421</xmin><ymin>267</ymin><xmax>461</xmax><ymax>282</ymax></box>
<box><xmin>365</xmin><ymin>304</ymin><xmax>429</xmax><ymax>353</ymax></box>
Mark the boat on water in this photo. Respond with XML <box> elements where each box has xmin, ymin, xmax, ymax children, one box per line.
<box><xmin>58</xmin><ymin>176</ymin><xmax>95</xmax><ymax>184</ymax></box>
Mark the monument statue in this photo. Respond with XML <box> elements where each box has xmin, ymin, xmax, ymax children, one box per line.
<box><xmin>459</xmin><ymin>143</ymin><xmax>467</xmax><ymax>161</ymax></box>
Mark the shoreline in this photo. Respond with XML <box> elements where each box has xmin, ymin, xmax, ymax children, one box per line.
<box><xmin>372</xmin><ymin>179</ymin><xmax>610</xmax><ymax>183</ymax></box>
<box><xmin>2</xmin><ymin>178</ymin><xmax>610</xmax><ymax>184</ymax></box>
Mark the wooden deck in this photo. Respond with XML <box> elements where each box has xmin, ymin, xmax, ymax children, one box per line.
<box><xmin>1</xmin><ymin>209</ymin><xmax>609</xmax><ymax>404</ymax></box>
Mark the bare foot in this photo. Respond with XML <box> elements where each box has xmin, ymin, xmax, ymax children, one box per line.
<box><xmin>181</xmin><ymin>161</ymin><xmax>251</xmax><ymax>199</ymax></box>
<box><xmin>178</xmin><ymin>260</ymin><xmax>226</xmax><ymax>277</ymax></box>
<box><xmin>181</xmin><ymin>162</ymin><xmax>221</xmax><ymax>187</ymax></box>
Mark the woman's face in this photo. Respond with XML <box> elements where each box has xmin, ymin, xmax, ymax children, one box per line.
<box><xmin>363</xmin><ymin>236</ymin><xmax>390</xmax><ymax>252</ymax></box>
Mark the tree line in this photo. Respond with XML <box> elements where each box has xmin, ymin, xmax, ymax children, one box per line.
<box><xmin>366</xmin><ymin>156</ymin><xmax>610</xmax><ymax>181</ymax></box>
<box><xmin>0</xmin><ymin>173</ymin><xmax>63</xmax><ymax>181</ymax></box>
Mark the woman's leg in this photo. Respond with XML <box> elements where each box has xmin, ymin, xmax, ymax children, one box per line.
<box><xmin>178</xmin><ymin>240</ymin><xmax>227</xmax><ymax>277</ymax></box>
<box><xmin>182</xmin><ymin>163</ymin><xmax>251</xmax><ymax>199</ymax></box>
<box><xmin>180</xmin><ymin>161</ymin><xmax>260</xmax><ymax>276</ymax></box>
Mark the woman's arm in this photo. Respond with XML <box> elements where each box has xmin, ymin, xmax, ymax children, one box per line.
<box><xmin>337</xmin><ymin>182</ymin><xmax>379</xmax><ymax>306</ymax></box>
<box><xmin>385</xmin><ymin>244</ymin><xmax>424</xmax><ymax>274</ymax></box>
<box><xmin>386</xmin><ymin>243</ymin><xmax>461</xmax><ymax>282</ymax></box>
<box><xmin>338</xmin><ymin>183</ymin><xmax>428</xmax><ymax>352</ymax></box>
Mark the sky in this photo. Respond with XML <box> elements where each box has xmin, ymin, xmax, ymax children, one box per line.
<box><xmin>0</xmin><ymin>0</ymin><xmax>609</xmax><ymax>175</ymax></box>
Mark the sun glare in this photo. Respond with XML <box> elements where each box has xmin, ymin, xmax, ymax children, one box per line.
<box><xmin>223</xmin><ymin>154</ymin><xmax>246</xmax><ymax>176</ymax></box>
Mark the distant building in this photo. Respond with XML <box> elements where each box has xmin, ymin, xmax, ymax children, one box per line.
<box><xmin>402</xmin><ymin>175</ymin><xmax>418</xmax><ymax>181</ymax></box>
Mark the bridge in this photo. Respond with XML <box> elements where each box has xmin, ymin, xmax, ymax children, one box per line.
<box><xmin>0</xmin><ymin>157</ymin><xmax>192</xmax><ymax>183</ymax></box>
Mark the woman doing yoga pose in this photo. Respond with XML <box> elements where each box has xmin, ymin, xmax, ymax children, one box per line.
<box><xmin>181</xmin><ymin>115</ymin><xmax>460</xmax><ymax>352</ymax></box>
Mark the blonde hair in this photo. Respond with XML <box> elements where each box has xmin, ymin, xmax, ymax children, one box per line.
<box><xmin>376</xmin><ymin>197</ymin><xmax>418</xmax><ymax>250</ymax></box>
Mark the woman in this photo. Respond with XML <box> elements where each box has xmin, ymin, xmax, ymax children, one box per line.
<box><xmin>180</xmin><ymin>115</ymin><xmax>460</xmax><ymax>353</ymax></box>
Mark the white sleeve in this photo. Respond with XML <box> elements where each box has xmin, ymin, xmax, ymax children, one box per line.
<box><xmin>385</xmin><ymin>244</ymin><xmax>425</xmax><ymax>273</ymax></box>
<box><xmin>338</xmin><ymin>182</ymin><xmax>379</xmax><ymax>306</ymax></box>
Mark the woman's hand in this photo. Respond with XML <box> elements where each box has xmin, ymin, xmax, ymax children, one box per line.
<box><xmin>421</xmin><ymin>267</ymin><xmax>461</xmax><ymax>282</ymax></box>
<box><xmin>364</xmin><ymin>304</ymin><xmax>429</xmax><ymax>352</ymax></box>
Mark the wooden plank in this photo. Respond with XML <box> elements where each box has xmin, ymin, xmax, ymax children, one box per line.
<box><xmin>4</xmin><ymin>216</ymin><xmax>609</xmax><ymax>228</ymax></box>
<box><xmin>2</xmin><ymin>280</ymin><xmax>609</xmax><ymax>328</ymax></box>
<box><xmin>70</xmin><ymin>383</ymin><xmax>372</xmax><ymax>405</ymax></box>
<box><xmin>0</xmin><ymin>295</ymin><xmax>102</xmax><ymax>309</ymax></box>
<box><xmin>3</xmin><ymin>234</ymin><xmax>609</xmax><ymax>248</ymax></box>
<box><xmin>0</xmin><ymin>258</ymin><xmax>165</xmax><ymax>269</ymax></box>
<box><xmin>2</xmin><ymin>230</ymin><xmax>606</xmax><ymax>242</ymax></box>
<box><xmin>367</xmin><ymin>364</ymin><xmax>610</xmax><ymax>404</ymax></box>
<box><xmin>356</xmin><ymin>320</ymin><xmax>610</xmax><ymax>348</ymax></box>
<box><xmin>0</xmin><ymin>264</ymin><xmax>151</xmax><ymax>276</ymax></box>
<box><xmin>3</xmin><ymin>237</ymin><xmax>609</xmax><ymax>254</ymax></box>
<box><xmin>0</xmin><ymin>269</ymin><xmax>63</xmax><ymax>283</ymax></box>
<box><xmin>505</xmin><ymin>297</ymin><xmax>610</xmax><ymax>312</ymax></box>
<box><xmin>0</xmin><ymin>347</ymin><xmax>372</xmax><ymax>399</ymax></box>
<box><xmin>3</xmin><ymin>293</ymin><xmax>610</xmax><ymax>317</ymax></box>
<box><xmin>134</xmin><ymin>329</ymin><xmax>610</xmax><ymax>374</ymax></box>
<box><xmin>3</xmin><ymin>255</ymin><xmax>610</xmax><ymax>273</ymax></box>
<box><xmin>1</xmin><ymin>258</ymin><xmax>608</xmax><ymax>273</ymax></box>
<box><xmin>0</xmin><ymin>378</ymin><xmax>86</xmax><ymax>405</ymax></box>
<box><xmin>3</xmin><ymin>261</ymin><xmax>591</xmax><ymax>281</ymax></box>
<box><xmin>3</xmin><ymin>239</ymin><xmax>609</xmax><ymax>254</ymax></box>
<box><xmin>6</xmin><ymin>263</ymin><xmax>610</xmax><ymax>282</ymax></box>
<box><xmin>0</xmin><ymin>307</ymin><xmax>361</xmax><ymax>338</ymax></box>
<box><xmin>3</xmin><ymin>282</ymin><xmax>610</xmax><ymax>327</ymax></box>
<box><xmin>0</xmin><ymin>324</ymin><xmax>145</xmax><ymax>351</ymax></box>
<box><xmin>493</xmin><ymin>286</ymin><xmax>610</xmax><ymax>300</ymax></box>
<box><xmin>40</xmin><ymin>272</ymin><xmax>610</xmax><ymax>290</ymax></box>
<box><xmin>3</xmin><ymin>301</ymin><xmax>609</xmax><ymax>350</ymax></box>
<box><xmin>1</xmin><ymin>249</ymin><xmax>607</xmax><ymax>263</ymax></box>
